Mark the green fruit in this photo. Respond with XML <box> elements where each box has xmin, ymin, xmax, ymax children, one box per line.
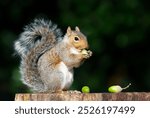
<box><xmin>108</xmin><ymin>85</ymin><xmax>122</xmax><ymax>93</ymax></box>
<box><xmin>81</xmin><ymin>49</ymin><xmax>88</xmax><ymax>55</ymax></box>
<box><xmin>82</xmin><ymin>86</ymin><xmax>90</xmax><ymax>93</ymax></box>
<box><xmin>108</xmin><ymin>83</ymin><xmax>131</xmax><ymax>93</ymax></box>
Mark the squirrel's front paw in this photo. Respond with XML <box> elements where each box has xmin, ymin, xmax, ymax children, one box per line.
<box><xmin>81</xmin><ymin>49</ymin><xmax>92</xmax><ymax>59</ymax></box>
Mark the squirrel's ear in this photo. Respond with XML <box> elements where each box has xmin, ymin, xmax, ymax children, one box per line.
<box><xmin>75</xmin><ymin>26</ymin><xmax>80</xmax><ymax>32</ymax></box>
<box><xmin>67</xmin><ymin>26</ymin><xmax>72</xmax><ymax>35</ymax></box>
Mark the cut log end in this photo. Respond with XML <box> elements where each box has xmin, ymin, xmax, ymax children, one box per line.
<box><xmin>15</xmin><ymin>92</ymin><xmax>150</xmax><ymax>101</ymax></box>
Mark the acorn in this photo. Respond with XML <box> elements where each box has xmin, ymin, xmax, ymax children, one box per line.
<box><xmin>81</xmin><ymin>49</ymin><xmax>88</xmax><ymax>55</ymax></box>
<box><xmin>108</xmin><ymin>83</ymin><xmax>131</xmax><ymax>93</ymax></box>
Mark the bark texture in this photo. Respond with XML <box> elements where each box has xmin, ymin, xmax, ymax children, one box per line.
<box><xmin>15</xmin><ymin>92</ymin><xmax>150</xmax><ymax>101</ymax></box>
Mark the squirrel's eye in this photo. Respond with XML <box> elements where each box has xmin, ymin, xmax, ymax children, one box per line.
<box><xmin>74</xmin><ymin>37</ymin><xmax>80</xmax><ymax>41</ymax></box>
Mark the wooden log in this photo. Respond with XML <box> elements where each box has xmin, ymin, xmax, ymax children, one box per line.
<box><xmin>15</xmin><ymin>92</ymin><xmax>150</xmax><ymax>101</ymax></box>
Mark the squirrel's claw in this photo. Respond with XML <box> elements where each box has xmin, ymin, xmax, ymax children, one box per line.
<box><xmin>81</xmin><ymin>49</ymin><xmax>92</xmax><ymax>59</ymax></box>
<box><xmin>87</xmin><ymin>50</ymin><xmax>92</xmax><ymax>57</ymax></box>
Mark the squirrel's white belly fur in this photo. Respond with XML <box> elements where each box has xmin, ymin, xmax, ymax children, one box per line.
<box><xmin>58</xmin><ymin>61</ymin><xmax>73</xmax><ymax>89</ymax></box>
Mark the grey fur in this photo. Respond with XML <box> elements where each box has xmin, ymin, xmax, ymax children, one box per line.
<box><xmin>14</xmin><ymin>19</ymin><xmax>63</xmax><ymax>92</ymax></box>
<box><xmin>14</xmin><ymin>19</ymin><xmax>62</xmax><ymax>59</ymax></box>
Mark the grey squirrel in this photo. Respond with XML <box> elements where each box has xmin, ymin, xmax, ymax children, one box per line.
<box><xmin>14</xmin><ymin>18</ymin><xmax>92</xmax><ymax>92</ymax></box>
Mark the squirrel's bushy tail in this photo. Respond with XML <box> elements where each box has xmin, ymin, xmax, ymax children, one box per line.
<box><xmin>15</xmin><ymin>19</ymin><xmax>62</xmax><ymax>58</ymax></box>
<box><xmin>14</xmin><ymin>19</ymin><xmax>62</xmax><ymax>92</ymax></box>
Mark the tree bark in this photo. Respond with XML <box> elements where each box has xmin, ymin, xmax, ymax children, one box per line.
<box><xmin>15</xmin><ymin>92</ymin><xmax>150</xmax><ymax>101</ymax></box>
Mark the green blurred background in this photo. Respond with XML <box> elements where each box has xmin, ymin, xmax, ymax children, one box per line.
<box><xmin>0</xmin><ymin>0</ymin><xmax>150</xmax><ymax>100</ymax></box>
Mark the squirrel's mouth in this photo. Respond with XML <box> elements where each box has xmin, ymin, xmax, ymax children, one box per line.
<box><xmin>77</xmin><ymin>43</ymin><xmax>89</xmax><ymax>51</ymax></box>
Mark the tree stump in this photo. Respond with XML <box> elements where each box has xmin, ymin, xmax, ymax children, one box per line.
<box><xmin>15</xmin><ymin>92</ymin><xmax>150</xmax><ymax>101</ymax></box>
